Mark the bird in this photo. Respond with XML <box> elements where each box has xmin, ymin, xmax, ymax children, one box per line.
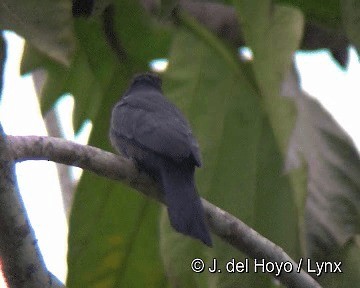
<box><xmin>109</xmin><ymin>72</ymin><xmax>212</xmax><ymax>246</ymax></box>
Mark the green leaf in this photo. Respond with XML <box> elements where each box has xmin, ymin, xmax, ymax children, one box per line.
<box><xmin>277</xmin><ymin>0</ymin><xmax>341</xmax><ymax>29</ymax></box>
<box><xmin>21</xmin><ymin>16</ymin><xmax>118</xmax><ymax>130</ymax></box>
<box><xmin>68</xmin><ymin>178</ymin><xmax>166</xmax><ymax>287</ymax></box>
<box><xmin>160</xmin><ymin>29</ymin><xmax>301</xmax><ymax>288</ymax></box>
<box><xmin>114</xmin><ymin>1</ymin><xmax>173</xmax><ymax>65</ymax></box>
<box><xmin>233</xmin><ymin>0</ymin><xmax>307</xmax><ymax>252</ymax></box>
<box><xmin>341</xmin><ymin>0</ymin><xmax>360</xmax><ymax>55</ymax></box>
<box><xmin>316</xmin><ymin>238</ymin><xmax>360</xmax><ymax>286</ymax></box>
<box><xmin>21</xmin><ymin>43</ymin><xmax>70</xmax><ymax>115</ymax></box>
<box><xmin>233</xmin><ymin>1</ymin><xmax>304</xmax><ymax>155</ymax></box>
<box><xmin>0</xmin><ymin>0</ymin><xmax>75</xmax><ymax>65</ymax></box>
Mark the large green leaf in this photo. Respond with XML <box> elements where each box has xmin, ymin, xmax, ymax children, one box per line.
<box><xmin>0</xmin><ymin>0</ymin><xmax>75</xmax><ymax>65</ymax></box>
<box><xmin>234</xmin><ymin>0</ymin><xmax>306</xmax><ymax>248</ymax></box>
<box><xmin>21</xmin><ymin>16</ymin><xmax>118</xmax><ymax>130</ymax></box>
<box><xmin>233</xmin><ymin>0</ymin><xmax>307</xmax><ymax>251</ymax></box>
<box><xmin>233</xmin><ymin>1</ymin><xmax>303</xmax><ymax>155</ymax></box>
<box><xmin>160</xmin><ymin>27</ymin><xmax>300</xmax><ymax>287</ymax></box>
<box><xmin>67</xmin><ymin>176</ymin><xmax>166</xmax><ymax>287</ymax></box>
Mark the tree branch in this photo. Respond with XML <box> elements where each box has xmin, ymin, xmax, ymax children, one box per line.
<box><xmin>6</xmin><ymin>135</ymin><xmax>321</xmax><ymax>287</ymax></box>
<box><xmin>0</xmin><ymin>129</ymin><xmax>64</xmax><ymax>288</ymax></box>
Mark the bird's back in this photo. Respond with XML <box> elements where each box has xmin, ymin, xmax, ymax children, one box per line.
<box><xmin>109</xmin><ymin>73</ymin><xmax>212</xmax><ymax>246</ymax></box>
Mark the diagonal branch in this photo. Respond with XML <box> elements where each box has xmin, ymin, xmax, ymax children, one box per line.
<box><xmin>6</xmin><ymin>135</ymin><xmax>321</xmax><ymax>288</ymax></box>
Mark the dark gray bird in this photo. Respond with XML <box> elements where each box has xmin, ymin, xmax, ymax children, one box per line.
<box><xmin>109</xmin><ymin>73</ymin><xmax>212</xmax><ymax>246</ymax></box>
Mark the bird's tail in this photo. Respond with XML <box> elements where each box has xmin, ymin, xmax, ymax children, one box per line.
<box><xmin>160</xmin><ymin>161</ymin><xmax>212</xmax><ymax>246</ymax></box>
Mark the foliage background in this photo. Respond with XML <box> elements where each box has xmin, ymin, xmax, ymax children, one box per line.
<box><xmin>1</xmin><ymin>0</ymin><xmax>360</xmax><ymax>287</ymax></box>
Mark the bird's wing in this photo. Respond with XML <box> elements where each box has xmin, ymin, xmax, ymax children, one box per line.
<box><xmin>112</xmin><ymin>99</ymin><xmax>201</xmax><ymax>166</ymax></box>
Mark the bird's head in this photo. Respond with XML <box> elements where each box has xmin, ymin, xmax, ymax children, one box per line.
<box><xmin>130</xmin><ymin>72</ymin><xmax>162</xmax><ymax>90</ymax></box>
